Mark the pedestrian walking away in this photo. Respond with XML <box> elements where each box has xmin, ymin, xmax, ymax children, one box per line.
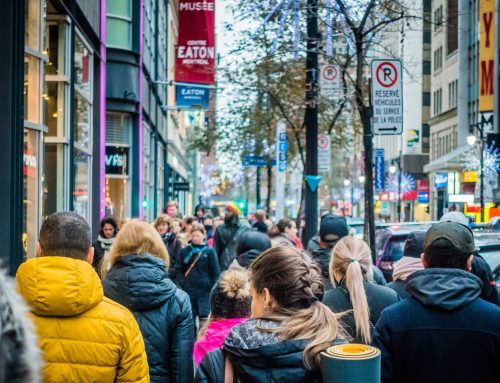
<box><xmin>310</xmin><ymin>214</ymin><xmax>349</xmax><ymax>288</ymax></box>
<box><xmin>232</xmin><ymin>229</ymin><xmax>272</xmax><ymax>269</ymax></box>
<box><xmin>195</xmin><ymin>246</ymin><xmax>347</xmax><ymax>383</ymax></box>
<box><xmin>373</xmin><ymin>221</ymin><xmax>500</xmax><ymax>383</ymax></box>
<box><xmin>440</xmin><ymin>212</ymin><xmax>500</xmax><ymax>305</ymax></box>
<box><xmin>323</xmin><ymin>236</ymin><xmax>399</xmax><ymax>344</ymax></box>
<box><xmin>194</xmin><ymin>269</ymin><xmax>252</xmax><ymax>365</ymax></box>
<box><xmin>178</xmin><ymin>224</ymin><xmax>221</xmax><ymax>327</ymax></box>
<box><xmin>213</xmin><ymin>203</ymin><xmax>249</xmax><ymax>270</ymax></box>
<box><xmin>16</xmin><ymin>212</ymin><xmax>149</xmax><ymax>383</ymax></box>
<box><xmin>103</xmin><ymin>220</ymin><xmax>195</xmax><ymax>383</ymax></box>
<box><xmin>387</xmin><ymin>231</ymin><xmax>425</xmax><ymax>299</ymax></box>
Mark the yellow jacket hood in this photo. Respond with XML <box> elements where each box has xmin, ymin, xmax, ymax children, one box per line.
<box><xmin>17</xmin><ymin>256</ymin><xmax>103</xmax><ymax>317</ymax></box>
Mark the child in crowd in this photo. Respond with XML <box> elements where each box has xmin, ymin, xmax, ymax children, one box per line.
<box><xmin>193</xmin><ymin>269</ymin><xmax>251</xmax><ymax>365</ymax></box>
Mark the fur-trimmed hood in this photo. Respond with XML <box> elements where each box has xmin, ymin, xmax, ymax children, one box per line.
<box><xmin>0</xmin><ymin>265</ymin><xmax>42</xmax><ymax>383</ymax></box>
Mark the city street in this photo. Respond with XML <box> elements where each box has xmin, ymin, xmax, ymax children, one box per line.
<box><xmin>0</xmin><ymin>0</ymin><xmax>500</xmax><ymax>382</ymax></box>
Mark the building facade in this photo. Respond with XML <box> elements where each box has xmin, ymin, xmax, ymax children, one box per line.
<box><xmin>0</xmin><ymin>0</ymin><xmax>200</xmax><ymax>272</ymax></box>
<box><xmin>375</xmin><ymin>0</ymin><xmax>431</xmax><ymax>222</ymax></box>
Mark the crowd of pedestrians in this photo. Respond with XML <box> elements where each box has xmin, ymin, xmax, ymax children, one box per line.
<box><xmin>1</xmin><ymin>203</ymin><xmax>499</xmax><ymax>383</ymax></box>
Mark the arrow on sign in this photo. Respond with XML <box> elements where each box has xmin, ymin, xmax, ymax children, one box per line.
<box><xmin>378</xmin><ymin>127</ymin><xmax>399</xmax><ymax>132</ymax></box>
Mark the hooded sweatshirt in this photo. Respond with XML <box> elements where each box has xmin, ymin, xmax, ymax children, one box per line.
<box><xmin>103</xmin><ymin>254</ymin><xmax>195</xmax><ymax>383</ymax></box>
<box><xmin>17</xmin><ymin>256</ymin><xmax>149</xmax><ymax>383</ymax></box>
<box><xmin>373</xmin><ymin>268</ymin><xmax>500</xmax><ymax>383</ymax></box>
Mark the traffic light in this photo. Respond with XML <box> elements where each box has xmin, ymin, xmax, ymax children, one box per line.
<box><xmin>142</xmin><ymin>198</ymin><xmax>149</xmax><ymax>210</ymax></box>
<box><xmin>237</xmin><ymin>199</ymin><xmax>247</xmax><ymax>216</ymax></box>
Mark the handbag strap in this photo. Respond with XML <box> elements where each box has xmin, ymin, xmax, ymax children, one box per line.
<box><xmin>184</xmin><ymin>252</ymin><xmax>203</xmax><ymax>279</ymax></box>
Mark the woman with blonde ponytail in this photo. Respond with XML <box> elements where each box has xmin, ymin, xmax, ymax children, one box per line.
<box><xmin>323</xmin><ymin>236</ymin><xmax>399</xmax><ymax>344</ymax></box>
<box><xmin>195</xmin><ymin>246</ymin><xmax>346</xmax><ymax>383</ymax></box>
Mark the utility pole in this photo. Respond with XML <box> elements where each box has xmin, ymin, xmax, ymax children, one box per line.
<box><xmin>256</xmin><ymin>166</ymin><xmax>261</xmax><ymax>208</ymax></box>
<box><xmin>303</xmin><ymin>0</ymin><xmax>319</xmax><ymax>246</ymax></box>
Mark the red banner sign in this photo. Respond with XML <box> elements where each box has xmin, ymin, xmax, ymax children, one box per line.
<box><xmin>175</xmin><ymin>0</ymin><xmax>216</xmax><ymax>84</ymax></box>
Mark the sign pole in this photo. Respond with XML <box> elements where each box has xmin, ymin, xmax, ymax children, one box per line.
<box><xmin>304</xmin><ymin>0</ymin><xmax>319</xmax><ymax>247</ymax></box>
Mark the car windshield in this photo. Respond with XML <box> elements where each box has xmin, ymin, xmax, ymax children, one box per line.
<box><xmin>479</xmin><ymin>249</ymin><xmax>500</xmax><ymax>272</ymax></box>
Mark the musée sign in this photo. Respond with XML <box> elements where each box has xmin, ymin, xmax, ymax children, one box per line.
<box><xmin>175</xmin><ymin>0</ymin><xmax>216</xmax><ymax>84</ymax></box>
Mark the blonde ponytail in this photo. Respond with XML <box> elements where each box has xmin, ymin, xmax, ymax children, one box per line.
<box><xmin>330</xmin><ymin>236</ymin><xmax>373</xmax><ymax>344</ymax></box>
<box><xmin>345</xmin><ymin>259</ymin><xmax>371</xmax><ymax>343</ymax></box>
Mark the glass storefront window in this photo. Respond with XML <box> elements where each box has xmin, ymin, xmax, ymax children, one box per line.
<box><xmin>105</xmin><ymin>177</ymin><xmax>130</xmax><ymax>220</ymax></box>
<box><xmin>25</xmin><ymin>0</ymin><xmax>41</xmax><ymax>51</ymax></box>
<box><xmin>75</xmin><ymin>92</ymin><xmax>91</xmax><ymax>148</ymax></box>
<box><xmin>73</xmin><ymin>148</ymin><xmax>90</xmax><ymax>221</ymax></box>
<box><xmin>74</xmin><ymin>35</ymin><xmax>92</xmax><ymax>99</ymax></box>
<box><xmin>23</xmin><ymin>129</ymin><xmax>40</xmax><ymax>259</ymax></box>
<box><xmin>45</xmin><ymin>21</ymin><xmax>69</xmax><ymax>76</ymax></box>
<box><xmin>43</xmin><ymin>144</ymin><xmax>67</xmax><ymax>217</ymax></box>
<box><xmin>44</xmin><ymin>81</ymin><xmax>67</xmax><ymax>137</ymax></box>
<box><xmin>24</xmin><ymin>55</ymin><xmax>41</xmax><ymax>124</ymax></box>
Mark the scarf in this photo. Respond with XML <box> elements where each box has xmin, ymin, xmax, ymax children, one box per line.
<box><xmin>97</xmin><ymin>235</ymin><xmax>114</xmax><ymax>252</ymax></box>
<box><xmin>184</xmin><ymin>243</ymin><xmax>208</xmax><ymax>265</ymax></box>
<box><xmin>392</xmin><ymin>256</ymin><xmax>424</xmax><ymax>282</ymax></box>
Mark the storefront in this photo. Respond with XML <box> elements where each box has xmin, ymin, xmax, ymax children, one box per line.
<box><xmin>23</xmin><ymin>0</ymin><xmax>44</xmax><ymax>259</ymax></box>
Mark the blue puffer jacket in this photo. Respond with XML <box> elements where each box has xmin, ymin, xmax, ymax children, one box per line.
<box><xmin>103</xmin><ymin>254</ymin><xmax>195</xmax><ymax>383</ymax></box>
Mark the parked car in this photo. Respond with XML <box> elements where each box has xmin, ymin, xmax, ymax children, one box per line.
<box><xmin>375</xmin><ymin>222</ymin><xmax>436</xmax><ymax>282</ymax></box>
<box><xmin>347</xmin><ymin>219</ymin><xmax>388</xmax><ymax>239</ymax></box>
<box><xmin>474</xmin><ymin>232</ymin><xmax>500</xmax><ymax>295</ymax></box>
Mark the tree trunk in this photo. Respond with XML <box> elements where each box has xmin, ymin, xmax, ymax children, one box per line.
<box><xmin>355</xmin><ymin>36</ymin><xmax>376</xmax><ymax>260</ymax></box>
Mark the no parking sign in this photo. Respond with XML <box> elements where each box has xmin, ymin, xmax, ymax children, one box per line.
<box><xmin>371</xmin><ymin>59</ymin><xmax>403</xmax><ymax>135</ymax></box>
<box><xmin>320</xmin><ymin>64</ymin><xmax>341</xmax><ymax>99</ymax></box>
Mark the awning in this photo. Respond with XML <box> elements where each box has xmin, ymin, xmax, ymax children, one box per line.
<box><xmin>423</xmin><ymin>145</ymin><xmax>469</xmax><ymax>173</ymax></box>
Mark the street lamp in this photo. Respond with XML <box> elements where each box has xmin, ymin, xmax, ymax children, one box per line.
<box><xmin>358</xmin><ymin>175</ymin><xmax>366</xmax><ymax>183</ymax></box>
<box><xmin>389</xmin><ymin>165</ymin><xmax>397</xmax><ymax>174</ymax></box>
<box><xmin>468</xmin><ymin>125</ymin><xmax>484</xmax><ymax>222</ymax></box>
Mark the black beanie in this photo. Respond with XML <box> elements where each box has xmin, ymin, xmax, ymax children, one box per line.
<box><xmin>319</xmin><ymin>214</ymin><xmax>349</xmax><ymax>240</ymax></box>
<box><xmin>404</xmin><ymin>231</ymin><xmax>426</xmax><ymax>258</ymax></box>
<box><xmin>210</xmin><ymin>270</ymin><xmax>252</xmax><ymax>319</ymax></box>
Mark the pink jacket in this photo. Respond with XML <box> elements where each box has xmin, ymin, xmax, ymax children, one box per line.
<box><xmin>194</xmin><ymin>318</ymin><xmax>248</xmax><ymax>365</ymax></box>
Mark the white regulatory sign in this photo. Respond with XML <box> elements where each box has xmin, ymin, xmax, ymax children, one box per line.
<box><xmin>318</xmin><ymin>134</ymin><xmax>331</xmax><ymax>173</ymax></box>
<box><xmin>320</xmin><ymin>64</ymin><xmax>342</xmax><ymax>99</ymax></box>
<box><xmin>371</xmin><ymin>59</ymin><xmax>403</xmax><ymax>135</ymax></box>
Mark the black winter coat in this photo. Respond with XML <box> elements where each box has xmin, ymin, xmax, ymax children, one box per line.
<box><xmin>213</xmin><ymin>223</ymin><xmax>249</xmax><ymax>270</ymax></box>
<box><xmin>103</xmin><ymin>254</ymin><xmax>195</xmax><ymax>383</ymax></box>
<box><xmin>178</xmin><ymin>243</ymin><xmax>220</xmax><ymax>298</ymax></box>
<box><xmin>373</xmin><ymin>268</ymin><xmax>500</xmax><ymax>383</ymax></box>
<box><xmin>161</xmin><ymin>232</ymin><xmax>183</xmax><ymax>284</ymax></box>
<box><xmin>323</xmin><ymin>280</ymin><xmax>399</xmax><ymax>343</ymax></box>
<box><xmin>472</xmin><ymin>253</ymin><xmax>500</xmax><ymax>305</ymax></box>
<box><xmin>195</xmin><ymin>319</ymin><xmax>341</xmax><ymax>383</ymax></box>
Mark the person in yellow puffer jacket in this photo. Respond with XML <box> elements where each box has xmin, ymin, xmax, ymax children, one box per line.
<box><xmin>16</xmin><ymin>212</ymin><xmax>150</xmax><ymax>383</ymax></box>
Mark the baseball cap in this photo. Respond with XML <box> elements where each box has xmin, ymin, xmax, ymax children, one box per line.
<box><xmin>319</xmin><ymin>214</ymin><xmax>349</xmax><ymax>241</ymax></box>
<box><xmin>424</xmin><ymin>222</ymin><xmax>475</xmax><ymax>256</ymax></box>
<box><xmin>404</xmin><ymin>231</ymin><xmax>426</xmax><ymax>258</ymax></box>
<box><xmin>440</xmin><ymin>211</ymin><xmax>469</xmax><ymax>227</ymax></box>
